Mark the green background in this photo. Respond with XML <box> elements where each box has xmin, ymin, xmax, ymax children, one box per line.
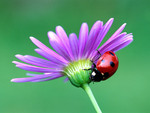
<box><xmin>0</xmin><ymin>0</ymin><xmax>149</xmax><ymax>113</ymax></box>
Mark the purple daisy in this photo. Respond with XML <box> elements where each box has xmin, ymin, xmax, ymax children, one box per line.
<box><xmin>12</xmin><ymin>18</ymin><xmax>133</xmax><ymax>113</ymax></box>
<box><xmin>12</xmin><ymin>18</ymin><xmax>133</xmax><ymax>83</ymax></box>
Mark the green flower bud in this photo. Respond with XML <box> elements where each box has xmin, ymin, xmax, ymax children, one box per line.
<box><xmin>63</xmin><ymin>59</ymin><xmax>92</xmax><ymax>87</ymax></box>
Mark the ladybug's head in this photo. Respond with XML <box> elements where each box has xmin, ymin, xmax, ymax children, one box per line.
<box><xmin>89</xmin><ymin>67</ymin><xmax>111</xmax><ymax>82</ymax></box>
<box><xmin>89</xmin><ymin>69</ymin><xmax>103</xmax><ymax>82</ymax></box>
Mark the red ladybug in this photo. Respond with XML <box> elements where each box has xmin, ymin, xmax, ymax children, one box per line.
<box><xmin>89</xmin><ymin>51</ymin><xmax>119</xmax><ymax>82</ymax></box>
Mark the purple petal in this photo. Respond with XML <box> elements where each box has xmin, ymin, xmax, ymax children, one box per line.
<box><xmin>30</xmin><ymin>37</ymin><xmax>68</xmax><ymax>64</ymax></box>
<box><xmin>11</xmin><ymin>73</ymin><xmax>61</xmax><ymax>82</ymax></box>
<box><xmin>84</xmin><ymin>21</ymin><xmax>103</xmax><ymax>58</ymax></box>
<box><xmin>55</xmin><ymin>26</ymin><xmax>74</xmax><ymax>61</ymax></box>
<box><xmin>26</xmin><ymin>73</ymin><xmax>52</xmax><ymax>76</ymax></box>
<box><xmin>99</xmin><ymin>23</ymin><xmax>126</xmax><ymax>50</ymax></box>
<box><xmin>13</xmin><ymin>61</ymin><xmax>62</xmax><ymax>73</ymax></box>
<box><xmin>100</xmin><ymin>18</ymin><xmax>114</xmax><ymax>41</ymax></box>
<box><xmin>99</xmin><ymin>34</ymin><xmax>133</xmax><ymax>54</ymax></box>
<box><xmin>89</xmin><ymin>21</ymin><xmax>103</xmax><ymax>36</ymax></box>
<box><xmin>109</xmin><ymin>23</ymin><xmax>126</xmax><ymax>40</ymax></box>
<box><xmin>111</xmin><ymin>36</ymin><xmax>133</xmax><ymax>52</ymax></box>
<box><xmin>69</xmin><ymin>33</ymin><xmax>79</xmax><ymax>60</ymax></box>
<box><xmin>31</xmin><ymin>74</ymin><xmax>63</xmax><ymax>82</ymax></box>
<box><xmin>24</xmin><ymin>55</ymin><xmax>63</xmax><ymax>68</ymax></box>
<box><xmin>48</xmin><ymin>31</ymin><xmax>72</xmax><ymax>61</ymax></box>
<box><xmin>11</xmin><ymin>74</ymin><xmax>51</xmax><ymax>82</ymax></box>
<box><xmin>26</xmin><ymin>73</ymin><xmax>44</xmax><ymax>76</ymax></box>
<box><xmin>93</xmin><ymin>34</ymin><xmax>133</xmax><ymax>61</ymax></box>
<box><xmin>98</xmin><ymin>32</ymin><xmax>127</xmax><ymax>54</ymax></box>
<box><xmin>34</xmin><ymin>48</ymin><xmax>65</xmax><ymax>65</ymax></box>
<box><xmin>15</xmin><ymin>54</ymin><xmax>63</xmax><ymax>68</ymax></box>
<box><xmin>88</xmin><ymin>50</ymin><xmax>98</xmax><ymax>61</ymax></box>
<box><xmin>93</xmin><ymin>18</ymin><xmax>114</xmax><ymax>51</ymax></box>
<box><xmin>78</xmin><ymin>23</ymin><xmax>89</xmax><ymax>58</ymax></box>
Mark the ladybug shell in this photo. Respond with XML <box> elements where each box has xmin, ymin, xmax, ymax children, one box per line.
<box><xmin>96</xmin><ymin>51</ymin><xmax>119</xmax><ymax>80</ymax></box>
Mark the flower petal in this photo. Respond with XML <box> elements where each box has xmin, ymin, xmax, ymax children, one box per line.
<box><xmin>24</xmin><ymin>55</ymin><xmax>62</xmax><ymax>68</ymax></box>
<box><xmin>93</xmin><ymin>18</ymin><xmax>114</xmax><ymax>51</ymax></box>
<box><xmin>92</xmin><ymin>33</ymin><xmax>133</xmax><ymax>61</ymax></box>
<box><xmin>26</xmin><ymin>73</ymin><xmax>45</xmax><ymax>76</ymax></box>
<box><xmin>92</xmin><ymin>34</ymin><xmax>133</xmax><ymax>61</ymax></box>
<box><xmin>98</xmin><ymin>32</ymin><xmax>127</xmax><ymax>54</ymax></box>
<box><xmin>78</xmin><ymin>23</ymin><xmax>89</xmax><ymax>58</ymax></box>
<box><xmin>99</xmin><ymin>18</ymin><xmax>114</xmax><ymax>41</ymax></box>
<box><xmin>111</xmin><ymin>36</ymin><xmax>133</xmax><ymax>52</ymax></box>
<box><xmin>13</xmin><ymin>61</ymin><xmax>62</xmax><ymax>73</ymax></box>
<box><xmin>91</xmin><ymin>23</ymin><xmax>127</xmax><ymax>61</ymax></box>
<box><xmin>11</xmin><ymin>73</ymin><xmax>59</xmax><ymax>82</ymax></box>
<box><xmin>84</xmin><ymin>21</ymin><xmax>103</xmax><ymax>58</ymax></box>
<box><xmin>34</xmin><ymin>48</ymin><xmax>64</xmax><ymax>65</ymax></box>
<box><xmin>99</xmin><ymin>33</ymin><xmax>133</xmax><ymax>54</ymax></box>
<box><xmin>99</xmin><ymin>23</ymin><xmax>126</xmax><ymax>50</ymax></box>
<box><xmin>69</xmin><ymin>33</ymin><xmax>79</xmax><ymax>60</ymax></box>
<box><xmin>30</xmin><ymin>37</ymin><xmax>69</xmax><ymax>64</ymax></box>
<box><xmin>109</xmin><ymin>23</ymin><xmax>126</xmax><ymax>40</ymax></box>
<box><xmin>31</xmin><ymin>74</ymin><xmax>63</xmax><ymax>82</ymax></box>
<box><xmin>56</xmin><ymin>26</ymin><xmax>74</xmax><ymax>60</ymax></box>
<box><xmin>15</xmin><ymin>54</ymin><xmax>63</xmax><ymax>68</ymax></box>
<box><xmin>48</xmin><ymin>31</ymin><xmax>72</xmax><ymax>61</ymax></box>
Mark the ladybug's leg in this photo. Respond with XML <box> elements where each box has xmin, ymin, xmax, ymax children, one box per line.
<box><xmin>97</xmin><ymin>50</ymin><xmax>102</xmax><ymax>59</ymax></box>
<box><xmin>97</xmin><ymin>50</ymin><xmax>101</xmax><ymax>56</ymax></box>
<box><xmin>92</xmin><ymin>62</ymin><xmax>96</xmax><ymax>68</ymax></box>
<box><xmin>93</xmin><ymin>50</ymin><xmax>102</xmax><ymax>61</ymax></box>
<box><xmin>83</xmin><ymin>68</ymin><xmax>93</xmax><ymax>71</ymax></box>
<box><xmin>89</xmin><ymin>59</ymin><xmax>97</xmax><ymax>68</ymax></box>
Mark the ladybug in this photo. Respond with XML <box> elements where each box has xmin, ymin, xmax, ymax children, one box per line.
<box><xmin>87</xmin><ymin>51</ymin><xmax>119</xmax><ymax>82</ymax></box>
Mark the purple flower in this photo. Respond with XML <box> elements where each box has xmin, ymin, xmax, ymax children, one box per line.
<box><xmin>11</xmin><ymin>18</ymin><xmax>133</xmax><ymax>84</ymax></box>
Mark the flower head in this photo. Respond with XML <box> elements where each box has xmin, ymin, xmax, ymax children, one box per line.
<box><xmin>11</xmin><ymin>18</ymin><xmax>133</xmax><ymax>87</ymax></box>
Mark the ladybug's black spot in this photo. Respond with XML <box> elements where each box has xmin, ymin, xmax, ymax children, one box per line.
<box><xmin>104</xmin><ymin>72</ymin><xmax>109</xmax><ymax>77</ymax></box>
<box><xmin>109</xmin><ymin>52</ymin><xmax>114</xmax><ymax>56</ymax></box>
<box><xmin>110</xmin><ymin>61</ymin><xmax>115</xmax><ymax>67</ymax></box>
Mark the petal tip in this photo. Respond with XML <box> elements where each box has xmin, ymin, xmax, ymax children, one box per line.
<box><xmin>47</xmin><ymin>31</ymin><xmax>53</xmax><ymax>35</ymax></box>
<box><xmin>107</xmin><ymin>18</ymin><xmax>114</xmax><ymax>25</ymax></box>
<box><xmin>29</xmin><ymin>36</ymin><xmax>34</xmax><ymax>40</ymax></box>
<box><xmin>29</xmin><ymin>36</ymin><xmax>37</xmax><ymax>43</ymax></box>
<box><xmin>11</xmin><ymin>78</ymin><xmax>17</xmax><ymax>82</ymax></box>
<box><xmin>130</xmin><ymin>36</ymin><xmax>134</xmax><ymax>41</ymax></box>
<box><xmin>56</xmin><ymin>25</ymin><xmax>62</xmax><ymax>29</ymax></box>
<box><xmin>81</xmin><ymin>22</ymin><xmax>88</xmax><ymax>27</ymax></box>
<box><xmin>12</xmin><ymin>61</ymin><xmax>16</xmax><ymax>64</ymax></box>
<box><xmin>15</xmin><ymin>54</ymin><xmax>22</xmax><ymax>58</ymax></box>
<box><xmin>11</xmin><ymin>78</ymin><xmax>23</xmax><ymax>83</ymax></box>
<box><xmin>110</xmin><ymin>18</ymin><xmax>114</xmax><ymax>21</ymax></box>
<box><xmin>55</xmin><ymin>26</ymin><xmax>64</xmax><ymax>33</ymax></box>
<box><xmin>124</xmin><ymin>23</ymin><xmax>127</xmax><ymax>26</ymax></box>
<box><xmin>96</xmin><ymin>20</ymin><xmax>101</xmax><ymax>23</ymax></box>
<box><xmin>69</xmin><ymin>33</ymin><xmax>76</xmax><ymax>37</ymax></box>
<box><xmin>47</xmin><ymin>31</ymin><xmax>57</xmax><ymax>40</ymax></box>
<box><xmin>11</xmin><ymin>79</ymin><xmax>15</xmax><ymax>82</ymax></box>
<box><xmin>122</xmin><ymin>23</ymin><xmax>127</xmax><ymax>28</ymax></box>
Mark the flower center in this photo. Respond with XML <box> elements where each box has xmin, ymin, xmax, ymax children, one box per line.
<box><xmin>63</xmin><ymin>59</ymin><xmax>92</xmax><ymax>87</ymax></box>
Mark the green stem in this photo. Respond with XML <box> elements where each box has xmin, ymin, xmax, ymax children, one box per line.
<box><xmin>82</xmin><ymin>84</ymin><xmax>102</xmax><ymax>113</ymax></box>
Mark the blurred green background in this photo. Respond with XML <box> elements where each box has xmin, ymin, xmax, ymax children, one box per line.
<box><xmin>0</xmin><ymin>0</ymin><xmax>149</xmax><ymax>113</ymax></box>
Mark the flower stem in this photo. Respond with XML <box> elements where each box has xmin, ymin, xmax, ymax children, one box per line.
<box><xmin>82</xmin><ymin>84</ymin><xmax>102</xmax><ymax>113</ymax></box>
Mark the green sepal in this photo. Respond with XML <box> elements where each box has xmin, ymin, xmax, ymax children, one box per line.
<box><xmin>63</xmin><ymin>59</ymin><xmax>92</xmax><ymax>87</ymax></box>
